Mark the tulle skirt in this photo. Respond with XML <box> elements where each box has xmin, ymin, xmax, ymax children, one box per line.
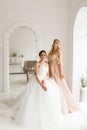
<box><xmin>15</xmin><ymin>75</ymin><xmax>68</xmax><ymax>129</ymax></box>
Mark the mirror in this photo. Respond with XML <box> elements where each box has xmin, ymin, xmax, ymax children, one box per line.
<box><xmin>4</xmin><ymin>23</ymin><xmax>39</xmax><ymax>93</ymax></box>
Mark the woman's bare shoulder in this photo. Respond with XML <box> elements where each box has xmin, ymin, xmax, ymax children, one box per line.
<box><xmin>35</xmin><ymin>61</ymin><xmax>40</xmax><ymax>67</ymax></box>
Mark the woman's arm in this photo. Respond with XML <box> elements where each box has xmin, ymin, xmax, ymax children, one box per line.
<box><xmin>58</xmin><ymin>52</ymin><xmax>64</xmax><ymax>80</ymax></box>
<box><xmin>41</xmin><ymin>64</ymin><xmax>49</xmax><ymax>91</ymax></box>
<box><xmin>35</xmin><ymin>62</ymin><xmax>42</xmax><ymax>85</ymax></box>
<box><xmin>58</xmin><ymin>63</ymin><xmax>64</xmax><ymax>80</ymax></box>
<box><xmin>42</xmin><ymin>70</ymin><xmax>49</xmax><ymax>87</ymax></box>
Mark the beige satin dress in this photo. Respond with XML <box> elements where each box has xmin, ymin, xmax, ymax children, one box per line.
<box><xmin>48</xmin><ymin>54</ymin><xmax>79</xmax><ymax>113</ymax></box>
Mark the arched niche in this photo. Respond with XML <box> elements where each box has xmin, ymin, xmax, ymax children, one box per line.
<box><xmin>72</xmin><ymin>6</ymin><xmax>87</xmax><ymax>99</ymax></box>
<box><xmin>68</xmin><ymin>1</ymin><xmax>87</xmax><ymax>93</ymax></box>
<box><xmin>4</xmin><ymin>23</ymin><xmax>39</xmax><ymax>92</ymax></box>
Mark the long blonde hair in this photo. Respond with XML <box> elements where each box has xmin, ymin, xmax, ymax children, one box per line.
<box><xmin>48</xmin><ymin>39</ymin><xmax>61</xmax><ymax>60</ymax></box>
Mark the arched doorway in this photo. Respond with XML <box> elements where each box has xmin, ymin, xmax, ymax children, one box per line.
<box><xmin>73</xmin><ymin>7</ymin><xmax>87</xmax><ymax>99</ymax></box>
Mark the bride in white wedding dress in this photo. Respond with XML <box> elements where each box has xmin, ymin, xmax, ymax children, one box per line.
<box><xmin>0</xmin><ymin>50</ymin><xmax>87</xmax><ymax>130</ymax></box>
<box><xmin>15</xmin><ymin>50</ymin><xmax>68</xmax><ymax>129</ymax></box>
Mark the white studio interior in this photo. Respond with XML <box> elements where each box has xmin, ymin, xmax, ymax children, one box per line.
<box><xmin>0</xmin><ymin>0</ymin><xmax>87</xmax><ymax>130</ymax></box>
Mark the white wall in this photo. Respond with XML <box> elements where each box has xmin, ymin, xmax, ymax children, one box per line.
<box><xmin>73</xmin><ymin>7</ymin><xmax>87</xmax><ymax>87</ymax></box>
<box><xmin>0</xmin><ymin>0</ymin><xmax>70</xmax><ymax>91</ymax></box>
<box><xmin>69</xmin><ymin>0</ymin><xmax>87</xmax><ymax>99</ymax></box>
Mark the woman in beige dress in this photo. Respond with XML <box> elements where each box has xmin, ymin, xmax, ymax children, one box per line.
<box><xmin>48</xmin><ymin>39</ymin><xmax>79</xmax><ymax>113</ymax></box>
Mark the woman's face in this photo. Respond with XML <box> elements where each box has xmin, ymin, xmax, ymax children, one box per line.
<box><xmin>53</xmin><ymin>40</ymin><xmax>59</xmax><ymax>50</ymax></box>
<box><xmin>40</xmin><ymin>52</ymin><xmax>47</xmax><ymax>60</ymax></box>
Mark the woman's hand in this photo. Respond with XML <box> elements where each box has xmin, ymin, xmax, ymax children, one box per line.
<box><xmin>59</xmin><ymin>73</ymin><xmax>64</xmax><ymax>80</ymax></box>
<box><xmin>42</xmin><ymin>80</ymin><xmax>46</xmax><ymax>86</ymax></box>
<box><xmin>42</xmin><ymin>86</ymin><xmax>47</xmax><ymax>91</ymax></box>
<box><xmin>41</xmin><ymin>80</ymin><xmax>47</xmax><ymax>91</ymax></box>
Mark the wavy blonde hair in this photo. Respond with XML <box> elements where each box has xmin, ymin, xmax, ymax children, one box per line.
<box><xmin>48</xmin><ymin>39</ymin><xmax>61</xmax><ymax>60</ymax></box>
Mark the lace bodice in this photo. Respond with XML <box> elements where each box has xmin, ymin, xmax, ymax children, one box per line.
<box><xmin>38</xmin><ymin>65</ymin><xmax>48</xmax><ymax>80</ymax></box>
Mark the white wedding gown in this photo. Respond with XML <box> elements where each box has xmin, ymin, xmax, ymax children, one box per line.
<box><xmin>1</xmin><ymin>65</ymin><xmax>87</xmax><ymax>130</ymax></box>
<box><xmin>15</xmin><ymin>65</ymin><xmax>68</xmax><ymax>129</ymax></box>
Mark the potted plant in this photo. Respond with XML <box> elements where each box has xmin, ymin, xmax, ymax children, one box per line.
<box><xmin>80</xmin><ymin>76</ymin><xmax>87</xmax><ymax>102</ymax></box>
<box><xmin>11</xmin><ymin>52</ymin><xmax>17</xmax><ymax>57</ymax></box>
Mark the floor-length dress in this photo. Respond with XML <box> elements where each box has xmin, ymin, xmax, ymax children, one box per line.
<box><xmin>48</xmin><ymin>54</ymin><xmax>79</xmax><ymax>113</ymax></box>
<box><xmin>1</xmin><ymin>65</ymin><xmax>87</xmax><ymax>129</ymax></box>
<box><xmin>15</xmin><ymin>65</ymin><xmax>67</xmax><ymax>129</ymax></box>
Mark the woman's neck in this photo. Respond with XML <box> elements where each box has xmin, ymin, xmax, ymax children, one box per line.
<box><xmin>52</xmin><ymin>49</ymin><xmax>57</xmax><ymax>53</ymax></box>
<box><xmin>40</xmin><ymin>59</ymin><xmax>46</xmax><ymax>63</ymax></box>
